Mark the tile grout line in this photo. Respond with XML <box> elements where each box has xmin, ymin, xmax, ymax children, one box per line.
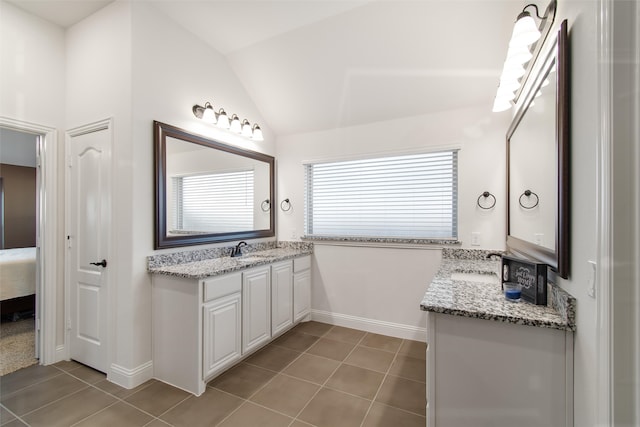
<box><xmin>357</xmin><ymin>338</ymin><xmax>405</xmax><ymax>427</ymax></box>
<box><xmin>210</xmin><ymin>324</ymin><xmax>334</xmax><ymax>427</ymax></box>
<box><xmin>287</xmin><ymin>325</ymin><xmax>369</xmax><ymax>427</ymax></box>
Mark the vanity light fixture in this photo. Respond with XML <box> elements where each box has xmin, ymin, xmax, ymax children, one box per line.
<box><xmin>192</xmin><ymin>102</ymin><xmax>265</xmax><ymax>140</ymax></box>
<box><xmin>492</xmin><ymin>0</ymin><xmax>556</xmax><ymax>112</ymax></box>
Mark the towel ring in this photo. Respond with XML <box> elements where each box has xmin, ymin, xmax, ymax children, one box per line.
<box><xmin>477</xmin><ymin>191</ymin><xmax>496</xmax><ymax>210</ymax></box>
<box><xmin>280</xmin><ymin>198</ymin><xmax>292</xmax><ymax>212</ymax></box>
<box><xmin>519</xmin><ymin>190</ymin><xmax>539</xmax><ymax>209</ymax></box>
<box><xmin>260</xmin><ymin>199</ymin><xmax>271</xmax><ymax>212</ymax></box>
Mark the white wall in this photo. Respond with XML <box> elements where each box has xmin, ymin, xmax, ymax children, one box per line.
<box><xmin>276</xmin><ymin>106</ymin><xmax>510</xmax><ymax>336</ymax></box>
<box><xmin>0</xmin><ymin>0</ymin><xmax>66</xmax><ymax>348</ymax></box>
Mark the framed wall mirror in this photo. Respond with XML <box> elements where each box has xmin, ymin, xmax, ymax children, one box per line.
<box><xmin>154</xmin><ymin>121</ymin><xmax>275</xmax><ymax>249</ymax></box>
<box><xmin>506</xmin><ymin>20</ymin><xmax>569</xmax><ymax>279</ymax></box>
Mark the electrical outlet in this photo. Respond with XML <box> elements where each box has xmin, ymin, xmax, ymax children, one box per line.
<box><xmin>471</xmin><ymin>232</ymin><xmax>481</xmax><ymax>246</ymax></box>
<box><xmin>291</xmin><ymin>229</ymin><xmax>297</xmax><ymax>240</ymax></box>
<box><xmin>587</xmin><ymin>260</ymin><xmax>597</xmax><ymax>298</ymax></box>
<box><xmin>534</xmin><ymin>233</ymin><xmax>544</xmax><ymax>246</ymax></box>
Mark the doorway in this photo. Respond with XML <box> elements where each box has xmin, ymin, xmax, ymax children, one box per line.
<box><xmin>0</xmin><ymin>116</ymin><xmax>59</xmax><ymax>369</ymax></box>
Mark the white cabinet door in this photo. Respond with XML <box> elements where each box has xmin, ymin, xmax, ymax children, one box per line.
<box><xmin>271</xmin><ymin>261</ymin><xmax>293</xmax><ymax>336</ymax></box>
<box><xmin>293</xmin><ymin>270</ymin><xmax>311</xmax><ymax>322</ymax></box>
<box><xmin>203</xmin><ymin>292</ymin><xmax>242</xmax><ymax>379</ymax></box>
<box><xmin>242</xmin><ymin>266</ymin><xmax>271</xmax><ymax>354</ymax></box>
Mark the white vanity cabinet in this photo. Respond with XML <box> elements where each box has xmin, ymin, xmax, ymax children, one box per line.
<box><xmin>202</xmin><ymin>273</ymin><xmax>242</xmax><ymax>380</ymax></box>
<box><xmin>242</xmin><ymin>266</ymin><xmax>272</xmax><ymax>354</ymax></box>
<box><xmin>293</xmin><ymin>256</ymin><xmax>311</xmax><ymax>322</ymax></box>
<box><xmin>426</xmin><ymin>312</ymin><xmax>574</xmax><ymax>427</ymax></box>
<box><xmin>151</xmin><ymin>254</ymin><xmax>312</xmax><ymax>396</ymax></box>
<box><xmin>271</xmin><ymin>261</ymin><xmax>294</xmax><ymax>336</ymax></box>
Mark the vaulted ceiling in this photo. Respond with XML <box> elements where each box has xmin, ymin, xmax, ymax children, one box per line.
<box><xmin>7</xmin><ymin>0</ymin><xmax>521</xmax><ymax>135</ymax></box>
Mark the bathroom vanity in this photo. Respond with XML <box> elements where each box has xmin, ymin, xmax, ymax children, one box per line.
<box><xmin>421</xmin><ymin>249</ymin><xmax>575</xmax><ymax>427</ymax></box>
<box><xmin>148</xmin><ymin>244</ymin><xmax>312</xmax><ymax>395</ymax></box>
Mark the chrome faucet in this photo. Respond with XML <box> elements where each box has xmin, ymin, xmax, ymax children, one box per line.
<box><xmin>486</xmin><ymin>252</ymin><xmax>503</xmax><ymax>260</ymax></box>
<box><xmin>231</xmin><ymin>241</ymin><xmax>248</xmax><ymax>257</ymax></box>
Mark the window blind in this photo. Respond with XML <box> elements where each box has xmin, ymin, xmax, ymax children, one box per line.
<box><xmin>172</xmin><ymin>170</ymin><xmax>254</xmax><ymax>233</ymax></box>
<box><xmin>304</xmin><ymin>151</ymin><xmax>458</xmax><ymax>239</ymax></box>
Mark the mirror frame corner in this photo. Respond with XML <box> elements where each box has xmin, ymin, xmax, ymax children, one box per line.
<box><xmin>506</xmin><ymin>19</ymin><xmax>570</xmax><ymax>279</ymax></box>
<box><xmin>153</xmin><ymin>120</ymin><xmax>275</xmax><ymax>250</ymax></box>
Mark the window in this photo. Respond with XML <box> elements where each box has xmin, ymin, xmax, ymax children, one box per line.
<box><xmin>171</xmin><ymin>170</ymin><xmax>254</xmax><ymax>233</ymax></box>
<box><xmin>304</xmin><ymin>151</ymin><xmax>458</xmax><ymax>239</ymax></box>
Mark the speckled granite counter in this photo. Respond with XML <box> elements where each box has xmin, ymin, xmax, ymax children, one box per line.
<box><xmin>420</xmin><ymin>249</ymin><xmax>576</xmax><ymax>331</ymax></box>
<box><xmin>148</xmin><ymin>242</ymin><xmax>313</xmax><ymax>279</ymax></box>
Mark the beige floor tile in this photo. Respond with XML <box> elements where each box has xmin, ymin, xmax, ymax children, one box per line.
<box><xmin>0</xmin><ymin>365</ymin><xmax>62</xmax><ymax>396</ymax></box>
<box><xmin>22</xmin><ymin>386</ymin><xmax>116</xmax><ymax>427</ymax></box>
<box><xmin>0</xmin><ymin>404</ymin><xmax>16</xmax><ymax>425</ymax></box>
<box><xmin>362</xmin><ymin>402</ymin><xmax>426</xmax><ymax>427</ymax></box>
<box><xmin>343</xmin><ymin>346</ymin><xmax>395</xmax><ymax>373</ymax></box>
<box><xmin>217</xmin><ymin>402</ymin><xmax>292</xmax><ymax>427</ymax></box>
<box><xmin>283</xmin><ymin>353</ymin><xmax>340</xmax><ymax>384</ymax></box>
<box><xmin>272</xmin><ymin>330</ymin><xmax>320</xmax><ymax>352</ymax></box>
<box><xmin>306</xmin><ymin>338</ymin><xmax>355</xmax><ymax>362</ymax></box>
<box><xmin>290</xmin><ymin>421</ymin><xmax>315</xmax><ymax>427</ymax></box>
<box><xmin>388</xmin><ymin>355</ymin><xmax>426</xmax><ymax>383</ymax></box>
<box><xmin>74</xmin><ymin>401</ymin><xmax>153</xmax><ymax>426</ymax></box>
<box><xmin>1</xmin><ymin>373</ymin><xmax>87</xmax><ymax>416</ymax></box>
<box><xmin>52</xmin><ymin>360</ymin><xmax>83</xmax><ymax>372</ymax></box>
<box><xmin>250</xmin><ymin>374</ymin><xmax>319</xmax><ymax>417</ymax></box>
<box><xmin>325</xmin><ymin>364</ymin><xmax>384</xmax><ymax>399</ymax></box>
<box><xmin>298</xmin><ymin>387</ymin><xmax>370</xmax><ymax>427</ymax></box>
<box><xmin>245</xmin><ymin>344</ymin><xmax>301</xmax><ymax>372</ymax></box>
<box><xmin>66</xmin><ymin>364</ymin><xmax>106</xmax><ymax>384</ymax></box>
<box><xmin>360</xmin><ymin>333</ymin><xmax>402</xmax><ymax>353</ymax></box>
<box><xmin>124</xmin><ymin>380</ymin><xmax>189</xmax><ymax>417</ymax></box>
<box><xmin>209</xmin><ymin>363</ymin><xmax>276</xmax><ymax>399</ymax></box>
<box><xmin>293</xmin><ymin>321</ymin><xmax>333</xmax><ymax>337</ymax></box>
<box><xmin>323</xmin><ymin>326</ymin><xmax>366</xmax><ymax>344</ymax></box>
<box><xmin>398</xmin><ymin>339</ymin><xmax>427</xmax><ymax>360</ymax></box>
<box><xmin>93</xmin><ymin>378</ymin><xmax>156</xmax><ymax>399</ymax></box>
<box><xmin>1</xmin><ymin>419</ymin><xmax>27</xmax><ymax>427</ymax></box>
<box><xmin>375</xmin><ymin>375</ymin><xmax>426</xmax><ymax>416</ymax></box>
<box><xmin>143</xmin><ymin>419</ymin><xmax>172</xmax><ymax>427</ymax></box>
<box><xmin>160</xmin><ymin>387</ymin><xmax>243</xmax><ymax>427</ymax></box>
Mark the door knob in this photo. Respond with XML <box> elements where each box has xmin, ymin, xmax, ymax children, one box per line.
<box><xmin>90</xmin><ymin>259</ymin><xmax>107</xmax><ymax>268</ymax></box>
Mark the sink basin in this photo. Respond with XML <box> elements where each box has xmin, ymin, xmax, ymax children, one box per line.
<box><xmin>451</xmin><ymin>272</ymin><xmax>499</xmax><ymax>284</ymax></box>
<box><xmin>234</xmin><ymin>255</ymin><xmax>269</xmax><ymax>263</ymax></box>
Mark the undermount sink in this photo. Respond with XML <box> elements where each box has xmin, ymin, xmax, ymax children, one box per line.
<box><xmin>234</xmin><ymin>255</ymin><xmax>269</xmax><ymax>263</ymax></box>
<box><xmin>451</xmin><ymin>272</ymin><xmax>499</xmax><ymax>284</ymax></box>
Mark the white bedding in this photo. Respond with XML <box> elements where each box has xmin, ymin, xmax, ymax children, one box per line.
<box><xmin>0</xmin><ymin>247</ymin><xmax>36</xmax><ymax>301</ymax></box>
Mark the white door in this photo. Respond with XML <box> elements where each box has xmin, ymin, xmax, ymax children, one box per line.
<box><xmin>67</xmin><ymin>120</ymin><xmax>111</xmax><ymax>373</ymax></box>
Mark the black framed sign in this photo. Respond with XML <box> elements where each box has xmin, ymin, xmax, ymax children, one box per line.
<box><xmin>501</xmin><ymin>255</ymin><xmax>548</xmax><ymax>305</ymax></box>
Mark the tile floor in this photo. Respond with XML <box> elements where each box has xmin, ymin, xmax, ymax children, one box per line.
<box><xmin>0</xmin><ymin>321</ymin><xmax>426</xmax><ymax>427</ymax></box>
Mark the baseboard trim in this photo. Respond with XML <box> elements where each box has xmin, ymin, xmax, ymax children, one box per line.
<box><xmin>311</xmin><ymin>309</ymin><xmax>426</xmax><ymax>342</ymax></box>
<box><xmin>109</xmin><ymin>361</ymin><xmax>153</xmax><ymax>389</ymax></box>
<box><xmin>54</xmin><ymin>345</ymin><xmax>66</xmax><ymax>363</ymax></box>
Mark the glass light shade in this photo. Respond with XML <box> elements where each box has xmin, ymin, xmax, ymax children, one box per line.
<box><xmin>252</xmin><ymin>124</ymin><xmax>264</xmax><ymax>141</ymax></box>
<box><xmin>501</xmin><ymin>61</ymin><xmax>526</xmax><ymax>80</ymax></box>
<box><xmin>509</xmin><ymin>13</ymin><xmax>541</xmax><ymax>47</ymax></box>
<box><xmin>217</xmin><ymin>109</ymin><xmax>230</xmax><ymax>129</ymax></box>
<box><xmin>492</xmin><ymin>98</ymin><xmax>512</xmax><ymax>112</ymax></box>
<box><xmin>229</xmin><ymin>114</ymin><xmax>241</xmax><ymax>133</ymax></box>
<box><xmin>202</xmin><ymin>104</ymin><xmax>216</xmax><ymax>123</ymax></box>
<box><xmin>506</xmin><ymin>45</ymin><xmax>533</xmax><ymax>65</ymax></box>
<box><xmin>241</xmin><ymin>119</ymin><xmax>253</xmax><ymax>137</ymax></box>
<box><xmin>498</xmin><ymin>78</ymin><xmax>521</xmax><ymax>92</ymax></box>
<box><xmin>496</xmin><ymin>86</ymin><xmax>516</xmax><ymax>101</ymax></box>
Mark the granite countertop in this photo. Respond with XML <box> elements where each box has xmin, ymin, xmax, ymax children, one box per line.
<box><xmin>148</xmin><ymin>246</ymin><xmax>312</xmax><ymax>279</ymax></box>
<box><xmin>420</xmin><ymin>250</ymin><xmax>576</xmax><ymax>331</ymax></box>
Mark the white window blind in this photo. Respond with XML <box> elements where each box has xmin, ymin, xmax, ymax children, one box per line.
<box><xmin>304</xmin><ymin>151</ymin><xmax>458</xmax><ymax>239</ymax></box>
<box><xmin>172</xmin><ymin>170</ymin><xmax>254</xmax><ymax>233</ymax></box>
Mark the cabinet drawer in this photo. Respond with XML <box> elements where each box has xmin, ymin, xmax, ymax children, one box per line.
<box><xmin>203</xmin><ymin>272</ymin><xmax>242</xmax><ymax>302</ymax></box>
<box><xmin>293</xmin><ymin>256</ymin><xmax>311</xmax><ymax>273</ymax></box>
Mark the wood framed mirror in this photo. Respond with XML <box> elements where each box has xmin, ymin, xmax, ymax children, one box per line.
<box><xmin>154</xmin><ymin>121</ymin><xmax>275</xmax><ymax>249</ymax></box>
<box><xmin>506</xmin><ymin>20</ymin><xmax>569</xmax><ymax>279</ymax></box>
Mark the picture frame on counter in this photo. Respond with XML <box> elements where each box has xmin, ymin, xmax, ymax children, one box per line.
<box><xmin>501</xmin><ymin>255</ymin><xmax>548</xmax><ymax>305</ymax></box>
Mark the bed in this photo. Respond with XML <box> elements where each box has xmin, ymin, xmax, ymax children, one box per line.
<box><xmin>0</xmin><ymin>247</ymin><xmax>36</xmax><ymax>316</ymax></box>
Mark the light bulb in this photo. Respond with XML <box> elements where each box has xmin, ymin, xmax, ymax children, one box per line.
<box><xmin>251</xmin><ymin>124</ymin><xmax>263</xmax><ymax>141</ymax></box>
<box><xmin>202</xmin><ymin>103</ymin><xmax>216</xmax><ymax>123</ymax></box>
<box><xmin>230</xmin><ymin>114</ymin><xmax>241</xmax><ymax>133</ymax></box>
<box><xmin>217</xmin><ymin>108</ymin><xmax>230</xmax><ymax>129</ymax></box>
<box><xmin>509</xmin><ymin>12</ymin><xmax>541</xmax><ymax>47</ymax></box>
<box><xmin>241</xmin><ymin>119</ymin><xmax>253</xmax><ymax>137</ymax></box>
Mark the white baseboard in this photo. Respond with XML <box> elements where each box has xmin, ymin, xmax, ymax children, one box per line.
<box><xmin>109</xmin><ymin>361</ymin><xmax>153</xmax><ymax>389</ymax></box>
<box><xmin>311</xmin><ymin>309</ymin><xmax>426</xmax><ymax>342</ymax></box>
